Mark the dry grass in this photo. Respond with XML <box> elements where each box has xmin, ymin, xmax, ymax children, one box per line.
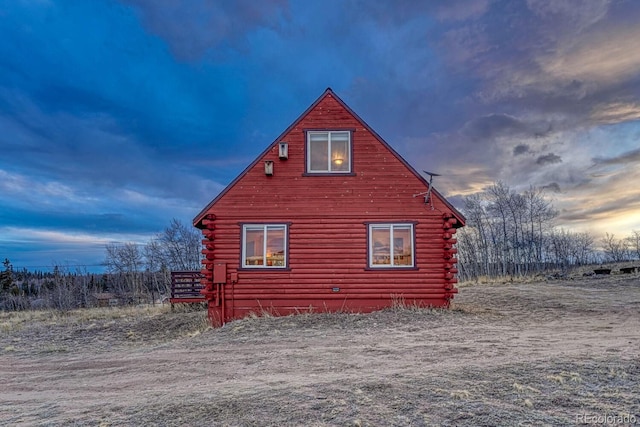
<box><xmin>0</xmin><ymin>305</ymin><xmax>169</xmax><ymax>333</ymax></box>
<box><xmin>0</xmin><ymin>304</ymin><xmax>210</xmax><ymax>355</ymax></box>
<box><xmin>1</xmin><ymin>274</ymin><xmax>639</xmax><ymax>426</ymax></box>
<box><xmin>458</xmin><ymin>261</ymin><xmax>640</xmax><ymax>288</ymax></box>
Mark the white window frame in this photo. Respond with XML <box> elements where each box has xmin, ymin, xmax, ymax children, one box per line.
<box><xmin>242</xmin><ymin>224</ymin><xmax>288</xmax><ymax>269</ymax></box>
<box><xmin>368</xmin><ymin>223</ymin><xmax>415</xmax><ymax>268</ymax></box>
<box><xmin>306</xmin><ymin>130</ymin><xmax>352</xmax><ymax>173</ymax></box>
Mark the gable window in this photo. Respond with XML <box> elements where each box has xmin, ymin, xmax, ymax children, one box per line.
<box><xmin>242</xmin><ymin>224</ymin><xmax>288</xmax><ymax>268</ymax></box>
<box><xmin>368</xmin><ymin>223</ymin><xmax>415</xmax><ymax>268</ymax></box>
<box><xmin>307</xmin><ymin>131</ymin><xmax>351</xmax><ymax>173</ymax></box>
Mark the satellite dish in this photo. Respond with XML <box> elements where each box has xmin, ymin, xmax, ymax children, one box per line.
<box><xmin>413</xmin><ymin>170</ymin><xmax>441</xmax><ymax>209</ymax></box>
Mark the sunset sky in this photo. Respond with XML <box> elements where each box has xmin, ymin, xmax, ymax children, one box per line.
<box><xmin>1</xmin><ymin>0</ymin><xmax>639</xmax><ymax>271</ymax></box>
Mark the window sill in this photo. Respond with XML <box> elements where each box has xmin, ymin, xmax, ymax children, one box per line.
<box><xmin>365</xmin><ymin>266</ymin><xmax>418</xmax><ymax>271</ymax></box>
<box><xmin>302</xmin><ymin>172</ymin><xmax>356</xmax><ymax>177</ymax></box>
<box><xmin>238</xmin><ymin>267</ymin><xmax>291</xmax><ymax>272</ymax></box>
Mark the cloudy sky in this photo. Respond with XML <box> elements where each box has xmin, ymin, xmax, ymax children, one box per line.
<box><xmin>1</xmin><ymin>0</ymin><xmax>639</xmax><ymax>271</ymax></box>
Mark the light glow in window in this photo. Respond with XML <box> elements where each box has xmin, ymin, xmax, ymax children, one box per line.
<box><xmin>243</xmin><ymin>224</ymin><xmax>287</xmax><ymax>268</ymax></box>
<box><xmin>307</xmin><ymin>131</ymin><xmax>351</xmax><ymax>173</ymax></box>
<box><xmin>369</xmin><ymin>224</ymin><xmax>414</xmax><ymax>268</ymax></box>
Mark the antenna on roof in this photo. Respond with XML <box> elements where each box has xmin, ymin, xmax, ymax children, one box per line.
<box><xmin>413</xmin><ymin>170</ymin><xmax>441</xmax><ymax>210</ymax></box>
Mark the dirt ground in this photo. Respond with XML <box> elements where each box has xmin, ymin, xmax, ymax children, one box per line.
<box><xmin>1</xmin><ymin>272</ymin><xmax>639</xmax><ymax>426</ymax></box>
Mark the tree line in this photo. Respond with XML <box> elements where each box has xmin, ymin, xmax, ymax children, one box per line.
<box><xmin>456</xmin><ymin>182</ymin><xmax>640</xmax><ymax>281</ymax></box>
<box><xmin>0</xmin><ymin>219</ymin><xmax>202</xmax><ymax>311</ymax></box>
<box><xmin>3</xmin><ymin>186</ymin><xmax>640</xmax><ymax>311</ymax></box>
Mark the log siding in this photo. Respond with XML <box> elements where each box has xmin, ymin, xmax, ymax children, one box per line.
<box><xmin>195</xmin><ymin>89</ymin><xmax>465</xmax><ymax>326</ymax></box>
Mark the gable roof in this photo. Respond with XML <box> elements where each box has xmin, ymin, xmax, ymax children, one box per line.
<box><xmin>194</xmin><ymin>88</ymin><xmax>466</xmax><ymax>227</ymax></box>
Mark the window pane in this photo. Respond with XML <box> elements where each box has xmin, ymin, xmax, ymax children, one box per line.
<box><xmin>309</xmin><ymin>133</ymin><xmax>328</xmax><ymax>171</ymax></box>
<box><xmin>266</xmin><ymin>226</ymin><xmax>285</xmax><ymax>267</ymax></box>
<box><xmin>331</xmin><ymin>136</ymin><xmax>349</xmax><ymax>172</ymax></box>
<box><xmin>331</xmin><ymin>131</ymin><xmax>349</xmax><ymax>142</ymax></box>
<box><xmin>245</xmin><ymin>228</ymin><xmax>264</xmax><ymax>266</ymax></box>
<box><xmin>393</xmin><ymin>226</ymin><xmax>413</xmax><ymax>266</ymax></box>
<box><xmin>371</xmin><ymin>226</ymin><xmax>391</xmax><ymax>265</ymax></box>
<box><xmin>369</xmin><ymin>224</ymin><xmax>414</xmax><ymax>268</ymax></box>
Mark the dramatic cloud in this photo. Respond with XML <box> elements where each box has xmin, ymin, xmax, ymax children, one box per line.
<box><xmin>125</xmin><ymin>0</ymin><xmax>290</xmax><ymax>60</ymax></box>
<box><xmin>592</xmin><ymin>148</ymin><xmax>640</xmax><ymax>166</ymax></box>
<box><xmin>536</xmin><ymin>153</ymin><xmax>563</xmax><ymax>166</ymax></box>
<box><xmin>1</xmin><ymin>0</ymin><xmax>639</xmax><ymax>269</ymax></box>
<box><xmin>542</xmin><ymin>182</ymin><xmax>562</xmax><ymax>193</ymax></box>
<box><xmin>591</xmin><ymin>102</ymin><xmax>640</xmax><ymax>125</ymax></box>
<box><xmin>436</xmin><ymin>0</ymin><xmax>491</xmax><ymax>22</ymax></box>
<box><xmin>513</xmin><ymin>145</ymin><xmax>530</xmax><ymax>156</ymax></box>
<box><xmin>462</xmin><ymin>114</ymin><xmax>552</xmax><ymax>140</ymax></box>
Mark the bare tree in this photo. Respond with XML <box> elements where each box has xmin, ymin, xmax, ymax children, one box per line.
<box><xmin>144</xmin><ymin>240</ymin><xmax>171</xmax><ymax>302</ymax></box>
<box><xmin>547</xmin><ymin>229</ymin><xmax>595</xmax><ymax>270</ymax></box>
<box><xmin>626</xmin><ymin>230</ymin><xmax>640</xmax><ymax>261</ymax></box>
<box><xmin>572</xmin><ymin>232</ymin><xmax>596</xmax><ymax>266</ymax></box>
<box><xmin>523</xmin><ymin>186</ymin><xmax>557</xmax><ymax>272</ymax></box>
<box><xmin>457</xmin><ymin>182</ymin><xmax>584</xmax><ymax>281</ymax></box>
<box><xmin>105</xmin><ymin>242</ymin><xmax>144</xmax><ymax>297</ymax></box>
<box><xmin>486</xmin><ymin>182</ymin><xmax>512</xmax><ymax>276</ymax></box>
<box><xmin>601</xmin><ymin>233</ymin><xmax>630</xmax><ymax>263</ymax></box>
<box><xmin>463</xmin><ymin>194</ymin><xmax>493</xmax><ymax>276</ymax></box>
<box><xmin>152</xmin><ymin>219</ymin><xmax>202</xmax><ymax>271</ymax></box>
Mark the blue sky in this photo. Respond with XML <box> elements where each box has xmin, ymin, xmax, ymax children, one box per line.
<box><xmin>1</xmin><ymin>0</ymin><xmax>639</xmax><ymax>271</ymax></box>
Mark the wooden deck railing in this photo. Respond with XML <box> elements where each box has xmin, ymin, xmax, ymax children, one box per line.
<box><xmin>170</xmin><ymin>271</ymin><xmax>205</xmax><ymax>303</ymax></box>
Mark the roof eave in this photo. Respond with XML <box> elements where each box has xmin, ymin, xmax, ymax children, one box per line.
<box><xmin>194</xmin><ymin>87</ymin><xmax>466</xmax><ymax>227</ymax></box>
<box><xmin>193</xmin><ymin>88</ymin><xmax>337</xmax><ymax>227</ymax></box>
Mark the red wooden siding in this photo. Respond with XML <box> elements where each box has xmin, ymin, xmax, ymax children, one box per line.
<box><xmin>195</xmin><ymin>89</ymin><xmax>464</xmax><ymax>326</ymax></box>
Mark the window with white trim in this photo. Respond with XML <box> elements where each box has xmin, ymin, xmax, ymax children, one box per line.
<box><xmin>369</xmin><ymin>224</ymin><xmax>415</xmax><ymax>268</ymax></box>
<box><xmin>307</xmin><ymin>131</ymin><xmax>351</xmax><ymax>173</ymax></box>
<box><xmin>242</xmin><ymin>224</ymin><xmax>287</xmax><ymax>268</ymax></box>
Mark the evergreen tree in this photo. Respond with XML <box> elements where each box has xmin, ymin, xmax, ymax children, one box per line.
<box><xmin>0</xmin><ymin>258</ymin><xmax>14</xmax><ymax>294</ymax></box>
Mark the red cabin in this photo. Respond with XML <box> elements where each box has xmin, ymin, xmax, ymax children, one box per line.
<box><xmin>194</xmin><ymin>88</ymin><xmax>465</xmax><ymax>326</ymax></box>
